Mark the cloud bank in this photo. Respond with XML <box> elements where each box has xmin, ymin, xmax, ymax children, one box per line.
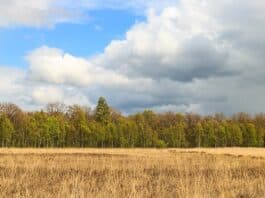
<box><xmin>1</xmin><ymin>0</ymin><xmax>265</xmax><ymax>115</ymax></box>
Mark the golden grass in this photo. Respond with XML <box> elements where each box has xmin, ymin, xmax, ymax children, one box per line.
<box><xmin>0</xmin><ymin>148</ymin><xmax>264</xmax><ymax>198</ymax></box>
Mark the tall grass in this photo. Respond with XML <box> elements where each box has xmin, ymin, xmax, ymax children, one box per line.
<box><xmin>0</xmin><ymin>148</ymin><xmax>264</xmax><ymax>197</ymax></box>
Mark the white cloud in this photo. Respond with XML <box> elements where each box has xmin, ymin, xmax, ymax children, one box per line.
<box><xmin>0</xmin><ymin>0</ymin><xmax>82</xmax><ymax>28</ymax></box>
<box><xmin>0</xmin><ymin>66</ymin><xmax>34</xmax><ymax>109</ymax></box>
<box><xmin>2</xmin><ymin>1</ymin><xmax>265</xmax><ymax>115</ymax></box>
<box><xmin>0</xmin><ymin>67</ymin><xmax>26</xmax><ymax>101</ymax></box>
<box><xmin>0</xmin><ymin>0</ymin><xmax>178</xmax><ymax>28</ymax></box>
<box><xmin>0</xmin><ymin>66</ymin><xmax>93</xmax><ymax>110</ymax></box>
<box><xmin>0</xmin><ymin>67</ymin><xmax>23</xmax><ymax>92</ymax></box>
<box><xmin>32</xmin><ymin>86</ymin><xmax>64</xmax><ymax>104</ymax></box>
<box><xmin>31</xmin><ymin>85</ymin><xmax>93</xmax><ymax>107</ymax></box>
<box><xmin>26</xmin><ymin>46</ymin><xmax>132</xmax><ymax>87</ymax></box>
<box><xmin>91</xmin><ymin>6</ymin><xmax>234</xmax><ymax>82</ymax></box>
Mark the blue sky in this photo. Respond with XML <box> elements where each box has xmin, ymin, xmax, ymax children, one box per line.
<box><xmin>0</xmin><ymin>0</ymin><xmax>265</xmax><ymax>115</ymax></box>
<box><xmin>0</xmin><ymin>9</ymin><xmax>144</xmax><ymax>68</ymax></box>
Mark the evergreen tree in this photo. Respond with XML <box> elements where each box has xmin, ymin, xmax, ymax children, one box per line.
<box><xmin>95</xmin><ymin>97</ymin><xmax>111</xmax><ymax>124</ymax></box>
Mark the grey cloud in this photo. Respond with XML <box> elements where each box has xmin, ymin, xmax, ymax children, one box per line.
<box><xmin>92</xmin><ymin>9</ymin><xmax>238</xmax><ymax>83</ymax></box>
<box><xmin>2</xmin><ymin>1</ymin><xmax>265</xmax><ymax>115</ymax></box>
<box><xmin>164</xmin><ymin>36</ymin><xmax>235</xmax><ymax>81</ymax></box>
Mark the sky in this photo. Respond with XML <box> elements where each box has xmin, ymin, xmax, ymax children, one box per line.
<box><xmin>0</xmin><ymin>0</ymin><xmax>265</xmax><ymax>115</ymax></box>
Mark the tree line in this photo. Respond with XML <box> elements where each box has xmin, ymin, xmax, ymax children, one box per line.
<box><xmin>0</xmin><ymin>97</ymin><xmax>264</xmax><ymax>148</ymax></box>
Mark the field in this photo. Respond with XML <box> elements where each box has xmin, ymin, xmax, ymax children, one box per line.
<box><xmin>0</xmin><ymin>148</ymin><xmax>264</xmax><ymax>198</ymax></box>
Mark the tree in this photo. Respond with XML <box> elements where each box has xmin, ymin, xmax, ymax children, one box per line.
<box><xmin>67</xmin><ymin>105</ymin><xmax>90</xmax><ymax>147</ymax></box>
<box><xmin>201</xmin><ymin>119</ymin><xmax>216</xmax><ymax>147</ymax></box>
<box><xmin>195</xmin><ymin>122</ymin><xmax>203</xmax><ymax>147</ymax></box>
<box><xmin>46</xmin><ymin>116</ymin><xmax>63</xmax><ymax>147</ymax></box>
<box><xmin>0</xmin><ymin>101</ymin><xmax>264</xmax><ymax>148</ymax></box>
<box><xmin>0</xmin><ymin>103</ymin><xmax>26</xmax><ymax>146</ymax></box>
<box><xmin>256</xmin><ymin>127</ymin><xmax>265</xmax><ymax>147</ymax></box>
<box><xmin>215</xmin><ymin>123</ymin><xmax>227</xmax><ymax>147</ymax></box>
<box><xmin>227</xmin><ymin>122</ymin><xmax>243</xmax><ymax>146</ymax></box>
<box><xmin>0</xmin><ymin>114</ymin><xmax>14</xmax><ymax>147</ymax></box>
<box><xmin>244</xmin><ymin>123</ymin><xmax>257</xmax><ymax>147</ymax></box>
<box><xmin>254</xmin><ymin>114</ymin><xmax>265</xmax><ymax>147</ymax></box>
<box><xmin>46</xmin><ymin>103</ymin><xmax>67</xmax><ymax>116</ymax></box>
<box><xmin>95</xmin><ymin>97</ymin><xmax>111</xmax><ymax>124</ymax></box>
<box><xmin>161</xmin><ymin>122</ymin><xmax>187</xmax><ymax>147</ymax></box>
<box><xmin>32</xmin><ymin>111</ymin><xmax>50</xmax><ymax>147</ymax></box>
<box><xmin>185</xmin><ymin>113</ymin><xmax>201</xmax><ymax>147</ymax></box>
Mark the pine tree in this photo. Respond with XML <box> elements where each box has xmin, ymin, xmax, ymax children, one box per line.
<box><xmin>95</xmin><ymin>97</ymin><xmax>110</xmax><ymax>124</ymax></box>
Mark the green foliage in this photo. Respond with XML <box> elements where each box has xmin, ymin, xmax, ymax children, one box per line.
<box><xmin>244</xmin><ymin>123</ymin><xmax>257</xmax><ymax>147</ymax></box>
<box><xmin>154</xmin><ymin>139</ymin><xmax>167</xmax><ymax>148</ymax></box>
<box><xmin>215</xmin><ymin>123</ymin><xmax>227</xmax><ymax>147</ymax></box>
<box><xmin>227</xmin><ymin>122</ymin><xmax>243</xmax><ymax>146</ymax></box>
<box><xmin>195</xmin><ymin>122</ymin><xmax>203</xmax><ymax>147</ymax></box>
<box><xmin>0</xmin><ymin>114</ymin><xmax>14</xmax><ymax>146</ymax></box>
<box><xmin>95</xmin><ymin>97</ymin><xmax>110</xmax><ymax>124</ymax></box>
<box><xmin>0</xmin><ymin>100</ymin><xmax>263</xmax><ymax>148</ymax></box>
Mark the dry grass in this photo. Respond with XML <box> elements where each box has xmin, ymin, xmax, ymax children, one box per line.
<box><xmin>0</xmin><ymin>148</ymin><xmax>264</xmax><ymax>198</ymax></box>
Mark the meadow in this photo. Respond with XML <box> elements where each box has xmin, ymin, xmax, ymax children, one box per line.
<box><xmin>0</xmin><ymin>148</ymin><xmax>264</xmax><ymax>198</ymax></box>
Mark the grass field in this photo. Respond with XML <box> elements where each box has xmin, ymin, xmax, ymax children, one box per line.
<box><xmin>0</xmin><ymin>148</ymin><xmax>264</xmax><ymax>198</ymax></box>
